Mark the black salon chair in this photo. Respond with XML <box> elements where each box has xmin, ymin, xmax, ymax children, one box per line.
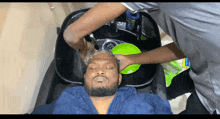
<box><xmin>33</xmin><ymin>8</ymin><xmax>168</xmax><ymax>110</ymax></box>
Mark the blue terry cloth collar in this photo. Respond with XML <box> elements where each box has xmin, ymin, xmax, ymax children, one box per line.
<box><xmin>52</xmin><ymin>86</ymin><xmax>137</xmax><ymax>114</ymax></box>
<box><xmin>52</xmin><ymin>86</ymin><xmax>172</xmax><ymax>114</ymax></box>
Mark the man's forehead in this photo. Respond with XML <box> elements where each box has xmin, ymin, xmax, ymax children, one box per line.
<box><xmin>89</xmin><ymin>52</ymin><xmax>117</xmax><ymax>63</ymax></box>
<box><xmin>89</xmin><ymin>60</ymin><xmax>115</xmax><ymax>65</ymax></box>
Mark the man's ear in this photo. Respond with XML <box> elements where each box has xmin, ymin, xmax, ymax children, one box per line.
<box><xmin>118</xmin><ymin>73</ymin><xmax>122</xmax><ymax>85</ymax></box>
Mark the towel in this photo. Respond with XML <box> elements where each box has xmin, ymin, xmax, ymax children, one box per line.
<box><xmin>32</xmin><ymin>86</ymin><xmax>173</xmax><ymax>114</ymax></box>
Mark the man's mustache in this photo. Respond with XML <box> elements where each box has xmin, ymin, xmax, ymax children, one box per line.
<box><xmin>92</xmin><ymin>75</ymin><xmax>109</xmax><ymax>81</ymax></box>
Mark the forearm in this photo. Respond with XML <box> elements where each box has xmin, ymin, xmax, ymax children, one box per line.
<box><xmin>132</xmin><ymin>42</ymin><xmax>186</xmax><ymax>64</ymax></box>
<box><xmin>64</xmin><ymin>2</ymin><xmax>128</xmax><ymax>49</ymax></box>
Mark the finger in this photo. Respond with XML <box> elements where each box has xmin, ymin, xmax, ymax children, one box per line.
<box><xmin>118</xmin><ymin>60</ymin><xmax>124</xmax><ymax>71</ymax></box>
<box><xmin>114</xmin><ymin>54</ymin><xmax>120</xmax><ymax>58</ymax></box>
<box><xmin>83</xmin><ymin>38</ymin><xmax>87</xmax><ymax>47</ymax></box>
<box><xmin>114</xmin><ymin>54</ymin><xmax>123</xmax><ymax>60</ymax></box>
<box><xmin>80</xmin><ymin>50</ymin><xmax>86</xmax><ymax>59</ymax></box>
<box><xmin>119</xmin><ymin>64</ymin><xmax>126</xmax><ymax>72</ymax></box>
<box><xmin>87</xmin><ymin>42</ymin><xmax>95</xmax><ymax>51</ymax></box>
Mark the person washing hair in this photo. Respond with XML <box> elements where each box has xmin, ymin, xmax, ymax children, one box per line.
<box><xmin>31</xmin><ymin>51</ymin><xmax>172</xmax><ymax>114</ymax></box>
<box><xmin>63</xmin><ymin>2</ymin><xmax>220</xmax><ymax>114</ymax></box>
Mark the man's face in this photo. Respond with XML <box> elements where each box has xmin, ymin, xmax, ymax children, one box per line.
<box><xmin>84</xmin><ymin>52</ymin><xmax>122</xmax><ymax>97</ymax></box>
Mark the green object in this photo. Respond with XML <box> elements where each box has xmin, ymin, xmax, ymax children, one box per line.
<box><xmin>164</xmin><ymin>69</ymin><xmax>180</xmax><ymax>86</ymax></box>
<box><xmin>163</xmin><ymin>61</ymin><xmax>182</xmax><ymax>74</ymax></box>
<box><xmin>111</xmin><ymin>43</ymin><xmax>141</xmax><ymax>74</ymax></box>
<box><xmin>162</xmin><ymin>60</ymin><xmax>182</xmax><ymax>86</ymax></box>
<box><xmin>140</xmin><ymin>34</ymin><xmax>147</xmax><ymax>40</ymax></box>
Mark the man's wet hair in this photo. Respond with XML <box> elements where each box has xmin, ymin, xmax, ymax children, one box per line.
<box><xmin>87</xmin><ymin>50</ymin><xmax>121</xmax><ymax>73</ymax></box>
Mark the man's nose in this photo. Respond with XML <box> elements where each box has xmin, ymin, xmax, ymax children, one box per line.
<box><xmin>96</xmin><ymin>69</ymin><xmax>104</xmax><ymax>75</ymax></box>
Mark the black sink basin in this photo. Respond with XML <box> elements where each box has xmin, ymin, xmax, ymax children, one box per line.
<box><xmin>55</xmin><ymin>8</ymin><xmax>161</xmax><ymax>87</ymax></box>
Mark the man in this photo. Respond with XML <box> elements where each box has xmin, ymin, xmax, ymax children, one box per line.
<box><xmin>31</xmin><ymin>51</ymin><xmax>172</xmax><ymax>114</ymax></box>
<box><xmin>63</xmin><ymin>2</ymin><xmax>220</xmax><ymax>114</ymax></box>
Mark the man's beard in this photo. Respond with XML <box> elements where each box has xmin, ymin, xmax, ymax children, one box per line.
<box><xmin>84</xmin><ymin>82</ymin><xmax>119</xmax><ymax>97</ymax></box>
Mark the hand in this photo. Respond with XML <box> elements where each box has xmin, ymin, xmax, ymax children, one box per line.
<box><xmin>63</xmin><ymin>26</ymin><xmax>85</xmax><ymax>50</ymax></box>
<box><xmin>115</xmin><ymin>54</ymin><xmax>134</xmax><ymax>71</ymax></box>
<box><xmin>79</xmin><ymin>39</ymin><xmax>96</xmax><ymax>65</ymax></box>
<box><xmin>63</xmin><ymin>27</ymin><xmax>96</xmax><ymax>64</ymax></box>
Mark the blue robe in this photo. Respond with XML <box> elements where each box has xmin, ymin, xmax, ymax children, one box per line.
<box><xmin>32</xmin><ymin>86</ymin><xmax>173</xmax><ymax>114</ymax></box>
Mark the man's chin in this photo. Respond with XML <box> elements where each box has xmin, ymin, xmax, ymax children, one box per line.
<box><xmin>84</xmin><ymin>86</ymin><xmax>118</xmax><ymax>97</ymax></box>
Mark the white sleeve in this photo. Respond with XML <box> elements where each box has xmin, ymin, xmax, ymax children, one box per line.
<box><xmin>121</xmin><ymin>2</ymin><xmax>159</xmax><ymax>13</ymax></box>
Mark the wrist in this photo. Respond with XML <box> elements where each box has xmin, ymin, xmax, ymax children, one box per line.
<box><xmin>128</xmin><ymin>52</ymin><xmax>149</xmax><ymax>65</ymax></box>
<box><xmin>63</xmin><ymin>27</ymin><xmax>86</xmax><ymax>50</ymax></box>
<box><xmin>68</xmin><ymin>23</ymin><xmax>85</xmax><ymax>40</ymax></box>
<box><xmin>127</xmin><ymin>54</ymin><xmax>138</xmax><ymax>65</ymax></box>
